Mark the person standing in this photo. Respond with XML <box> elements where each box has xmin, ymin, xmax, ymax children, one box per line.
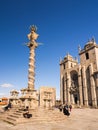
<box><xmin>59</xmin><ymin>104</ymin><xmax>62</xmax><ymax>112</ymax></box>
<box><xmin>69</xmin><ymin>104</ymin><xmax>72</xmax><ymax>112</ymax></box>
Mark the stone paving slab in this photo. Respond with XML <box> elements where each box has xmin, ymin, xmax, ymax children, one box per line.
<box><xmin>0</xmin><ymin>108</ymin><xmax>98</xmax><ymax>130</ymax></box>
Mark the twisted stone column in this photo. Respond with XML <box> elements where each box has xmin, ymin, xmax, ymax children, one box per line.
<box><xmin>28</xmin><ymin>43</ymin><xmax>37</xmax><ymax>89</ymax></box>
<box><xmin>27</xmin><ymin>25</ymin><xmax>39</xmax><ymax>90</ymax></box>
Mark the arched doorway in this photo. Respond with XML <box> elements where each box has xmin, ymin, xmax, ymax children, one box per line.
<box><xmin>70</xmin><ymin>70</ymin><xmax>79</xmax><ymax>105</ymax></box>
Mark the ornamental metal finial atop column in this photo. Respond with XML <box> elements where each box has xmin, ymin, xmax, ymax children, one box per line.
<box><xmin>27</xmin><ymin>25</ymin><xmax>39</xmax><ymax>90</ymax></box>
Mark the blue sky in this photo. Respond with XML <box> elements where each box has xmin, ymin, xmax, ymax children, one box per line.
<box><xmin>0</xmin><ymin>0</ymin><xmax>98</xmax><ymax>99</ymax></box>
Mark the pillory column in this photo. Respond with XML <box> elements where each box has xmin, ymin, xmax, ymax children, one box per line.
<box><xmin>27</xmin><ymin>25</ymin><xmax>39</xmax><ymax>90</ymax></box>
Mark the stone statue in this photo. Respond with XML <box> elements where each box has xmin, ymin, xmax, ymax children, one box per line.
<box><xmin>78</xmin><ymin>45</ymin><xmax>81</xmax><ymax>52</ymax></box>
<box><xmin>27</xmin><ymin>25</ymin><xmax>39</xmax><ymax>42</ymax></box>
<box><xmin>70</xmin><ymin>80</ymin><xmax>78</xmax><ymax>94</ymax></box>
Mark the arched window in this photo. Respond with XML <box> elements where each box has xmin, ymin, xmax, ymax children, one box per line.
<box><xmin>85</xmin><ymin>52</ymin><xmax>89</xmax><ymax>60</ymax></box>
<box><xmin>63</xmin><ymin>64</ymin><xmax>65</xmax><ymax>69</ymax></box>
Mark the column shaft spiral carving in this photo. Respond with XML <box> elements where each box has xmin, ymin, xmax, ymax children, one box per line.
<box><xmin>27</xmin><ymin>25</ymin><xmax>39</xmax><ymax>90</ymax></box>
<box><xmin>28</xmin><ymin>46</ymin><xmax>36</xmax><ymax>89</ymax></box>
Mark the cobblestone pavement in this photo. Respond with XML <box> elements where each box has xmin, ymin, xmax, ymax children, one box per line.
<box><xmin>0</xmin><ymin>108</ymin><xmax>98</xmax><ymax>130</ymax></box>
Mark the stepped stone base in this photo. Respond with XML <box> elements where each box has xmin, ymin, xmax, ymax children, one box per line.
<box><xmin>0</xmin><ymin>107</ymin><xmax>67</xmax><ymax>125</ymax></box>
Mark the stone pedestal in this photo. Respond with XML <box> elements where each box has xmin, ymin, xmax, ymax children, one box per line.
<box><xmin>10</xmin><ymin>90</ymin><xmax>19</xmax><ymax>107</ymax></box>
<box><xmin>20</xmin><ymin>88</ymin><xmax>39</xmax><ymax>109</ymax></box>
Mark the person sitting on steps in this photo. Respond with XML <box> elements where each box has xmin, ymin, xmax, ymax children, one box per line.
<box><xmin>63</xmin><ymin>104</ymin><xmax>70</xmax><ymax>116</ymax></box>
<box><xmin>23</xmin><ymin>106</ymin><xmax>32</xmax><ymax>118</ymax></box>
<box><xmin>4</xmin><ymin>101</ymin><xmax>12</xmax><ymax>111</ymax></box>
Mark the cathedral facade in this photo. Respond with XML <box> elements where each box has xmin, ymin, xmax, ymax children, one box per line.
<box><xmin>60</xmin><ymin>39</ymin><xmax>98</xmax><ymax>107</ymax></box>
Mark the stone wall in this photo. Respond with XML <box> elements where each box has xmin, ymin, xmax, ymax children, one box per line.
<box><xmin>39</xmin><ymin>87</ymin><xmax>56</xmax><ymax>108</ymax></box>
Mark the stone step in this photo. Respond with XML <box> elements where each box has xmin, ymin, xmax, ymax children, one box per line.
<box><xmin>13</xmin><ymin>112</ymin><xmax>22</xmax><ymax>116</ymax></box>
<box><xmin>4</xmin><ymin>117</ymin><xmax>53</xmax><ymax>125</ymax></box>
<box><xmin>2</xmin><ymin>107</ymin><xmax>67</xmax><ymax>125</ymax></box>
<box><xmin>16</xmin><ymin>110</ymin><xmax>24</xmax><ymax>113</ymax></box>
<box><xmin>8</xmin><ymin>114</ymin><xmax>20</xmax><ymax>118</ymax></box>
<box><xmin>7</xmin><ymin>116</ymin><xmax>17</xmax><ymax>121</ymax></box>
<box><xmin>3</xmin><ymin>118</ymin><xmax>16</xmax><ymax>125</ymax></box>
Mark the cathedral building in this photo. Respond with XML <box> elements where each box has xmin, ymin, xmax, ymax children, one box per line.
<box><xmin>60</xmin><ymin>38</ymin><xmax>98</xmax><ymax>107</ymax></box>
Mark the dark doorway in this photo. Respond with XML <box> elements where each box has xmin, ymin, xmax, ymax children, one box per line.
<box><xmin>74</xmin><ymin>95</ymin><xmax>78</xmax><ymax>104</ymax></box>
<box><xmin>70</xmin><ymin>70</ymin><xmax>79</xmax><ymax>105</ymax></box>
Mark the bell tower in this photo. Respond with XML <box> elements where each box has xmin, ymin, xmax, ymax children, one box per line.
<box><xmin>79</xmin><ymin>38</ymin><xmax>98</xmax><ymax>107</ymax></box>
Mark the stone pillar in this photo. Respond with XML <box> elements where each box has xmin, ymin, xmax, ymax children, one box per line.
<box><xmin>70</xmin><ymin>94</ymin><xmax>75</xmax><ymax>104</ymax></box>
<box><xmin>28</xmin><ymin>45</ymin><xmax>37</xmax><ymax>89</ymax></box>
<box><xmin>27</xmin><ymin>26</ymin><xmax>38</xmax><ymax>90</ymax></box>
<box><xmin>60</xmin><ymin>75</ymin><xmax>64</xmax><ymax>104</ymax></box>
<box><xmin>78</xmin><ymin>66</ymin><xmax>83</xmax><ymax>106</ymax></box>
<box><xmin>95</xmin><ymin>73</ymin><xmax>98</xmax><ymax>87</ymax></box>
<box><xmin>60</xmin><ymin>74</ymin><xmax>62</xmax><ymax>103</ymax></box>
<box><xmin>95</xmin><ymin>73</ymin><xmax>98</xmax><ymax>106</ymax></box>
<box><xmin>82</xmin><ymin>66</ymin><xmax>88</xmax><ymax>106</ymax></box>
<box><xmin>64</xmin><ymin>75</ymin><xmax>67</xmax><ymax>103</ymax></box>
<box><xmin>89</xmin><ymin>63</ymin><xmax>97</xmax><ymax>107</ymax></box>
<box><xmin>66</xmin><ymin>72</ymin><xmax>71</xmax><ymax>104</ymax></box>
<box><xmin>60</xmin><ymin>63</ymin><xmax>64</xmax><ymax>104</ymax></box>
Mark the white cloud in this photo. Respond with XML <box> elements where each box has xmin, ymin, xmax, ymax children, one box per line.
<box><xmin>0</xmin><ymin>83</ymin><xmax>13</xmax><ymax>88</ymax></box>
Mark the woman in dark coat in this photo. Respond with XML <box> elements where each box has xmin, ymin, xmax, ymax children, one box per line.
<box><xmin>63</xmin><ymin>104</ymin><xmax>70</xmax><ymax>116</ymax></box>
